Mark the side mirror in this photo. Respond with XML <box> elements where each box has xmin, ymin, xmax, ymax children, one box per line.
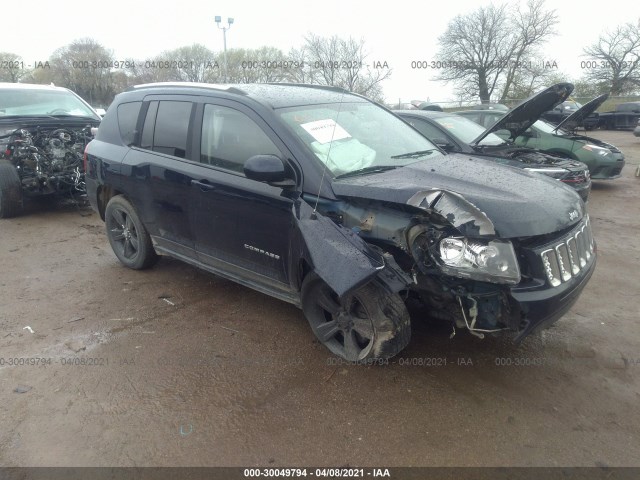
<box><xmin>244</xmin><ymin>154</ymin><xmax>290</xmax><ymax>184</ymax></box>
<box><xmin>432</xmin><ymin>138</ymin><xmax>455</xmax><ymax>152</ymax></box>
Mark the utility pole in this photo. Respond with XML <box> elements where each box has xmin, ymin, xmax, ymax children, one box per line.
<box><xmin>215</xmin><ymin>16</ymin><xmax>234</xmax><ymax>82</ymax></box>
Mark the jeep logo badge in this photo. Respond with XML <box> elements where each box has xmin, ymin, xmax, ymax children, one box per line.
<box><xmin>569</xmin><ymin>209</ymin><xmax>579</xmax><ymax>221</ymax></box>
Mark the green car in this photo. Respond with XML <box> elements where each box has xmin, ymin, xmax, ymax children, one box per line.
<box><xmin>457</xmin><ymin>97</ymin><xmax>625</xmax><ymax>179</ymax></box>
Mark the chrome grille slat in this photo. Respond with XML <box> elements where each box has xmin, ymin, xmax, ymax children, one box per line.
<box><xmin>566</xmin><ymin>237</ymin><xmax>580</xmax><ymax>275</ymax></box>
<box><xmin>539</xmin><ymin>216</ymin><xmax>595</xmax><ymax>287</ymax></box>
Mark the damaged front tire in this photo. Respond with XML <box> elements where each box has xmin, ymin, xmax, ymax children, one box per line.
<box><xmin>301</xmin><ymin>273</ymin><xmax>411</xmax><ymax>361</ymax></box>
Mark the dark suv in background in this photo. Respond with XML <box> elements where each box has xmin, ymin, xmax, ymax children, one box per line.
<box><xmin>85</xmin><ymin>82</ymin><xmax>595</xmax><ymax>361</ymax></box>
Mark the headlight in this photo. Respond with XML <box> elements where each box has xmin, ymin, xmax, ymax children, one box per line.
<box><xmin>582</xmin><ymin>144</ymin><xmax>611</xmax><ymax>156</ymax></box>
<box><xmin>524</xmin><ymin>167</ymin><xmax>566</xmax><ymax>180</ymax></box>
<box><xmin>438</xmin><ymin>237</ymin><xmax>521</xmax><ymax>284</ymax></box>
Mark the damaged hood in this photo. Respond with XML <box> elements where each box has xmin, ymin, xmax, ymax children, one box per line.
<box><xmin>555</xmin><ymin>94</ymin><xmax>608</xmax><ymax>132</ymax></box>
<box><xmin>331</xmin><ymin>153</ymin><xmax>584</xmax><ymax>238</ymax></box>
<box><xmin>472</xmin><ymin>83</ymin><xmax>574</xmax><ymax>145</ymax></box>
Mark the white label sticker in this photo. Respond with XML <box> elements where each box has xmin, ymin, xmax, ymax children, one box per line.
<box><xmin>301</xmin><ymin>119</ymin><xmax>351</xmax><ymax>144</ymax></box>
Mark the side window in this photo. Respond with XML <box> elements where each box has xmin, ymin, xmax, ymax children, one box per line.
<box><xmin>200</xmin><ymin>104</ymin><xmax>280</xmax><ymax>173</ymax></box>
<box><xmin>152</xmin><ymin>101</ymin><xmax>193</xmax><ymax>158</ymax></box>
<box><xmin>117</xmin><ymin>101</ymin><xmax>142</xmax><ymax>146</ymax></box>
<box><xmin>408</xmin><ymin>118</ymin><xmax>445</xmax><ymax>141</ymax></box>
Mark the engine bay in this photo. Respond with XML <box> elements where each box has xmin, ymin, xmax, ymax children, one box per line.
<box><xmin>2</xmin><ymin>125</ymin><xmax>93</xmax><ymax>196</ymax></box>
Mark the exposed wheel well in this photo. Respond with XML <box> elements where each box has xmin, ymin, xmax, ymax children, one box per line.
<box><xmin>297</xmin><ymin>258</ymin><xmax>312</xmax><ymax>292</ymax></box>
<box><xmin>97</xmin><ymin>185</ymin><xmax>124</xmax><ymax>220</ymax></box>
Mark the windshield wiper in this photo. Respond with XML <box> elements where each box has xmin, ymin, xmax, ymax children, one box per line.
<box><xmin>390</xmin><ymin>149</ymin><xmax>437</xmax><ymax>159</ymax></box>
<box><xmin>49</xmin><ymin>114</ymin><xmax>99</xmax><ymax>120</ymax></box>
<box><xmin>0</xmin><ymin>114</ymin><xmax>58</xmax><ymax>120</ymax></box>
<box><xmin>335</xmin><ymin>165</ymin><xmax>398</xmax><ymax>179</ymax></box>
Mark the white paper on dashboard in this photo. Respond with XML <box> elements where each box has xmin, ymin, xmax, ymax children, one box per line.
<box><xmin>301</xmin><ymin>119</ymin><xmax>351</xmax><ymax>144</ymax></box>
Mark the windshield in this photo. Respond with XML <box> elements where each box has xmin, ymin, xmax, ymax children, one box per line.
<box><xmin>0</xmin><ymin>88</ymin><xmax>99</xmax><ymax>119</ymax></box>
<box><xmin>278</xmin><ymin>102</ymin><xmax>442</xmax><ymax>176</ymax></box>
<box><xmin>432</xmin><ymin>115</ymin><xmax>505</xmax><ymax>146</ymax></box>
<box><xmin>532</xmin><ymin>119</ymin><xmax>569</xmax><ymax>135</ymax></box>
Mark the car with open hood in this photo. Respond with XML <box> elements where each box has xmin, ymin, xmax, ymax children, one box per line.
<box><xmin>540</xmin><ymin>99</ymin><xmax>595</xmax><ymax>128</ymax></box>
<box><xmin>85</xmin><ymin>82</ymin><xmax>596</xmax><ymax>361</ymax></box>
<box><xmin>396</xmin><ymin>107</ymin><xmax>592</xmax><ymax>201</ymax></box>
<box><xmin>456</xmin><ymin>89</ymin><xmax>625</xmax><ymax>180</ymax></box>
<box><xmin>0</xmin><ymin>83</ymin><xmax>101</xmax><ymax>217</ymax></box>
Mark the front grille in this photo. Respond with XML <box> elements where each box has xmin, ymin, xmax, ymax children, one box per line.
<box><xmin>540</xmin><ymin>216</ymin><xmax>594</xmax><ymax>287</ymax></box>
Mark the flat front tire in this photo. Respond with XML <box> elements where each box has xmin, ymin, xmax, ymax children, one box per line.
<box><xmin>105</xmin><ymin>195</ymin><xmax>157</xmax><ymax>269</ymax></box>
<box><xmin>301</xmin><ymin>273</ymin><xmax>411</xmax><ymax>361</ymax></box>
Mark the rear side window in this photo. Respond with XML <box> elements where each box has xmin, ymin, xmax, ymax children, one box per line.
<box><xmin>139</xmin><ymin>100</ymin><xmax>193</xmax><ymax>158</ymax></box>
<box><xmin>117</xmin><ymin>102</ymin><xmax>142</xmax><ymax>146</ymax></box>
<box><xmin>152</xmin><ymin>101</ymin><xmax>193</xmax><ymax>158</ymax></box>
<box><xmin>200</xmin><ymin>104</ymin><xmax>280</xmax><ymax>173</ymax></box>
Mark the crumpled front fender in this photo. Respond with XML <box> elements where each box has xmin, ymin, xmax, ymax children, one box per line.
<box><xmin>294</xmin><ymin>200</ymin><xmax>412</xmax><ymax>298</ymax></box>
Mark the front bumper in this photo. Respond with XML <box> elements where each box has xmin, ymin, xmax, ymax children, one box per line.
<box><xmin>509</xmin><ymin>216</ymin><xmax>597</xmax><ymax>340</ymax></box>
<box><xmin>510</xmin><ymin>252</ymin><xmax>596</xmax><ymax>341</ymax></box>
<box><xmin>591</xmin><ymin>157</ymin><xmax>625</xmax><ymax>179</ymax></box>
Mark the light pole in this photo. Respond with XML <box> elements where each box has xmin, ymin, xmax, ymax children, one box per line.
<box><xmin>215</xmin><ymin>16</ymin><xmax>234</xmax><ymax>83</ymax></box>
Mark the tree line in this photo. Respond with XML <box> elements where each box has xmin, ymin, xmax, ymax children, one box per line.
<box><xmin>0</xmin><ymin>34</ymin><xmax>391</xmax><ymax>107</ymax></box>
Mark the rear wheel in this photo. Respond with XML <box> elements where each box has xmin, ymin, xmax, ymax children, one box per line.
<box><xmin>105</xmin><ymin>195</ymin><xmax>157</xmax><ymax>269</ymax></box>
<box><xmin>301</xmin><ymin>273</ymin><xmax>411</xmax><ymax>361</ymax></box>
<box><xmin>0</xmin><ymin>160</ymin><xmax>23</xmax><ymax>218</ymax></box>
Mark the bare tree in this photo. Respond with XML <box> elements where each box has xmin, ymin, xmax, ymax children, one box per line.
<box><xmin>138</xmin><ymin>44</ymin><xmax>218</xmax><ymax>83</ymax></box>
<box><xmin>499</xmin><ymin>0</ymin><xmax>558</xmax><ymax>101</ymax></box>
<box><xmin>299</xmin><ymin>34</ymin><xmax>391</xmax><ymax>102</ymax></box>
<box><xmin>47</xmin><ymin>38</ymin><xmax>115</xmax><ymax>106</ymax></box>
<box><xmin>0</xmin><ymin>52</ymin><xmax>30</xmax><ymax>82</ymax></box>
<box><xmin>582</xmin><ymin>23</ymin><xmax>640</xmax><ymax>95</ymax></box>
<box><xmin>435</xmin><ymin>0</ymin><xmax>557</xmax><ymax>103</ymax></box>
<box><xmin>222</xmin><ymin>47</ymin><xmax>291</xmax><ymax>83</ymax></box>
<box><xmin>571</xmin><ymin>79</ymin><xmax>610</xmax><ymax>99</ymax></box>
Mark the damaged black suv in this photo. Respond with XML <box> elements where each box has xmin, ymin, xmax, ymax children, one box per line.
<box><xmin>0</xmin><ymin>83</ymin><xmax>101</xmax><ymax>217</ymax></box>
<box><xmin>85</xmin><ymin>82</ymin><xmax>596</xmax><ymax>361</ymax></box>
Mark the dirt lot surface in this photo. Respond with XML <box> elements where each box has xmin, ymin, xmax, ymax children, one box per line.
<box><xmin>1</xmin><ymin>131</ymin><xmax>639</xmax><ymax>468</ymax></box>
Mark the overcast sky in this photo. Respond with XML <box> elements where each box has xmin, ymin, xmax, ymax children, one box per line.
<box><xmin>4</xmin><ymin>0</ymin><xmax>637</xmax><ymax>103</ymax></box>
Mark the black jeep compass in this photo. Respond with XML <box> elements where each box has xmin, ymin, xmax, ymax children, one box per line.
<box><xmin>85</xmin><ymin>82</ymin><xmax>596</xmax><ymax>361</ymax></box>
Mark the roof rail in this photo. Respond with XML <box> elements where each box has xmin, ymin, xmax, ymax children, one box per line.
<box><xmin>264</xmin><ymin>82</ymin><xmax>350</xmax><ymax>94</ymax></box>
<box><xmin>126</xmin><ymin>82</ymin><xmax>247</xmax><ymax>95</ymax></box>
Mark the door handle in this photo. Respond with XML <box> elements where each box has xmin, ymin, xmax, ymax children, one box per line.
<box><xmin>191</xmin><ymin>179</ymin><xmax>216</xmax><ymax>191</ymax></box>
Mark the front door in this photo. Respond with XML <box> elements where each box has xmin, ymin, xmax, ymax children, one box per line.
<box><xmin>190</xmin><ymin>101</ymin><xmax>297</xmax><ymax>288</ymax></box>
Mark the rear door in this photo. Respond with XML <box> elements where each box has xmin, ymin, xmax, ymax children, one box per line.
<box><xmin>120</xmin><ymin>97</ymin><xmax>199</xmax><ymax>258</ymax></box>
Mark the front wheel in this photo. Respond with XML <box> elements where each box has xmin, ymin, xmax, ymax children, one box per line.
<box><xmin>301</xmin><ymin>273</ymin><xmax>411</xmax><ymax>361</ymax></box>
<box><xmin>105</xmin><ymin>195</ymin><xmax>157</xmax><ymax>269</ymax></box>
<box><xmin>0</xmin><ymin>160</ymin><xmax>23</xmax><ymax>218</ymax></box>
